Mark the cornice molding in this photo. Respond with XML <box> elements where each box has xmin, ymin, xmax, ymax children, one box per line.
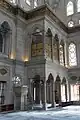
<box><xmin>0</xmin><ymin>0</ymin><xmax>80</xmax><ymax>34</ymax></box>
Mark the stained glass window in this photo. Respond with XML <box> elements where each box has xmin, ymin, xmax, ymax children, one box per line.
<box><xmin>31</xmin><ymin>29</ymin><xmax>43</xmax><ymax>57</ymax></box>
<box><xmin>25</xmin><ymin>0</ymin><xmax>31</xmax><ymax>6</ymax></box>
<box><xmin>69</xmin><ymin>43</ymin><xmax>77</xmax><ymax>66</ymax></box>
<box><xmin>77</xmin><ymin>0</ymin><xmax>80</xmax><ymax>12</ymax></box>
<box><xmin>67</xmin><ymin>1</ymin><xmax>74</xmax><ymax>16</ymax></box>
<box><xmin>59</xmin><ymin>44</ymin><xmax>64</xmax><ymax>66</ymax></box>
<box><xmin>10</xmin><ymin>0</ymin><xmax>16</xmax><ymax>5</ymax></box>
<box><xmin>34</xmin><ymin>0</ymin><xmax>38</xmax><ymax>8</ymax></box>
<box><xmin>53</xmin><ymin>34</ymin><xmax>59</xmax><ymax>61</ymax></box>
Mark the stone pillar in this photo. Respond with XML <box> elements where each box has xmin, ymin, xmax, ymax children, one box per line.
<box><xmin>43</xmin><ymin>80</ymin><xmax>47</xmax><ymax>110</ymax></box>
<box><xmin>64</xmin><ymin>41</ymin><xmax>68</xmax><ymax>67</ymax></box>
<box><xmin>21</xmin><ymin>86</ymin><xmax>28</xmax><ymax>111</ymax></box>
<box><xmin>40</xmin><ymin>83</ymin><xmax>42</xmax><ymax>105</ymax></box>
<box><xmin>13</xmin><ymin>86</ymin><xmax>21</xmax><ymax>111</ymax></box>
<box><xmin>51</xmin><ymin>81</ymin><xmax>56</xmax><ymax>107</ymax></box>
<box><xmin>79</xmin><ymin>86</ymin><xmax>80</xmax><ymax>102</ymax></box>
<box><xmin>59</xmin><ymin>83</ymin><xmax>61</xmax><ymax>106</ymax></box>
<box><xmin>68</xmin><ymin>83</ymin><xmax>71</xmax><ymax>101</ymax></box>
<box><xmin>13</xmin><ymin>92</ymin><xmax>16</xmax><ymax>111</ymax></box>
<box><xmin>65</xmin><ymin>84</ymin><xmax>68</xmax><ymax>102</ymax></box>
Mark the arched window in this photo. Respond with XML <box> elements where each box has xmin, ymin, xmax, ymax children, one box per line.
<box><xmin>59</xmin><ymin>41</ymin><xmax>65</xmax><ymax>66</ymax></box>
<box><xmin>68</xmin><ymin>21</ymin><xmax>74</xmax><ymax>27</ymax></box>
<box><xmin>53</xmin><ymin>34</ymin><xmax>59</xmax><ymax>62</ymax></box>
<box><xmin>10</xmin><ymin>0</ymin><xmax>16</xmax><ymax>5</ymax></box>
<box><xmin>34</xmin><ymin>0</ymin><xmax>38</xmax><ymax>8</ymax></box>
<box><xmin>0</xmin><ymin>21</ymin><xmax>11</xmax><ymax>55</ymax></box>
<box><xmin>67</xmin><ymin>1</ymin><xmax>74</xmax><ymax>16</ymax></box>
<box><xmin>77</xmin><ymin>0</ymin><xmax>80</xmax><ymax>12</ymax></box>
<box><xmin>25</xmin><ymin>0</ymin><xmax>31</xmax><ymax>6</ymax></box>
<box><xmin>69</xmin><ymin>43</ymin><xmax>77</xmax><ymax>66</ymax></box>
<box><xmin>45</xmin><ymin>28</ymin><xmax>52</xmax><ymax>59</ymax></box>
<box><xmin>31</xmin><ymin>28</ymin><xmax>43</xmax><ymax>57</ymax></box>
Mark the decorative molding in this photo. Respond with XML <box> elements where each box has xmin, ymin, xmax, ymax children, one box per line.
<box><xmin>0</xmin><ymin>0</ymin><xmax>80</xmax><ymax>34</ymax></box>
<box><xmin>0</xmin><ymin>68</ymin><xmax>7</xmax><ymax>75</ymax></box>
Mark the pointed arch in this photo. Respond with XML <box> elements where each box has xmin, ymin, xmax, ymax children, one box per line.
<box><xmin>59</xmin><ymin>40</ymin><xmax>65</xmax><ymax>66</ymax></box>
<box><xmin>0</xmin><ymin>21</ymin><xmax>11</xmax><ymax>55</ymax></box>
<box><xmin>77</xmin><ymin>0</ymin><xmax>80</xmax><ymax>12</ymax></box>
<box><xmin>10</xmin><ymin>0</ymin><xmax>16</xmax><ymax>5</ymax></box>
<box><xmin>68</xmin><ymin>42</ymin><xmax>77</xmax><ymax>66</ymax></box>
<box><xmin>1</xmin><ymin>21</ymin><xmax>10</xmax><ymax>35</ymax></box>
<box><xmin>31</xmin><ymin>27</ymin><xmax>43</xmax><ymax>57</ymax></box>
<box><xmin>25</xmin><ymin>0</ymin><xmax>31</xmax><ymax>6</ymax></box>
<box><xmin>34</xmin><ymin>0</ymin><xmax>38</xmax><ymax>8</ymax></box>
<box><xmin>62</xmin><ymin>77</ymin><xmax>67</xmax><ymax>84</ymax></box>
<box><xmin>55</xmin><ymin>75</ymin><xmax>61</xmax><ymax>104</ymax></box>
<box><xmin>53</xmin><ymin>34</ymin><xmax>59</xmax><ymax>61</ymax></box>
<box><xmin>67</xmin><ymin>1</ymin><xmax>74</xmax><ymax>16</ymax></box>
<box><xmin>45</xmin><ymin>28</ymin><xmax>52</xmax><ymax>59</ymax></box>
<box><xmin>46</xmin><ymin>73</ymin><xmax>54</xmax><ymax>104</ymax></box>
<box><xmin>56</xmin><ymin>75</ymin><xmax>61</xmax><ymax>82</ymax></box>
<box><xmin>61</xmin><ymin>77</ymin><xmax>67</xmax><ymax>102</ymax></box>
<box><xmin>47</xmin><ymin>73</ymin><xmax>54</xmax><ymax>85</ymax></box>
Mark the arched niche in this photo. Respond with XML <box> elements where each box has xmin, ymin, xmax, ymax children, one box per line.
<box><xmin>0</xmin><ymin>21</ymin><xmax>11</xmax><ymax>55</ymax></box>
<box><xmin>31</xmin><ymin>27</ymin><xmax>43</xmax><ymax>57</ymax></box>
<box><xmin>68</xmin><ymin>42</ymin><xmax>77</xmax><ymax>67</ymax></box>
<box><xmin>55</xmin><ymin>75</ymin><xmax>61</xmax><ymax>104</ymax></box>
<box><xmin>46</xmin><ymin>73</ymin><xmax>54</xmax><ymax>103</ymax></box>
<box><xmin>45</xmin><ymin>28</ymin><xmax>52</xmax><ymax>59</ymax></box>
<box><xmin>61</xmin><ymin>77</ymin><xmax>67</xmax><ymax>102</ymax></box>
<box><xmin>31</xmin><ymin>75</ymin><xmax>43</xmax><ymax>104</ymax></box>
<box><xmin>53</xmin><ymin>34</ymin><xmax>59</xmax><ymax>62</ymax></box>
<box><xmin>59</xmin><ymin>40</ymin><xmax>65</xmax><ymax>66</ymax></box>
<box><xmin>47</xmin><ymin>73</ymin><xmax>54</xmax><ymax>85</ymax></box>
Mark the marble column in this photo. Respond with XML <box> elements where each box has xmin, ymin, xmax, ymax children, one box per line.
<box><xmin>65</xmin><ymin>84</ymin><xmax>68</xmax><ymax>102</ymax></box>
<box><xmin>43</xmin><ymin>80</ymin><xmax>47</xmax><ymax>110</ymax></box>
<box><xmin>59</xmin><ymin>83</ymin><xmax>61</xmax><ymax>105</ymax></box>
<box><xmin>39</xmin><ymin>83</ymin><xmax>42</xmax><ymax>105</ymax></box>
<box><xmin>21</xmin><ymin>86</ymin><xmax>28</xmax><ymax>111</ymax></box>
<box><xmin>79</xmin><ymin>86</ymin><xmax>80</xmax><ymax>102</ymax></box>
<box><xmin>51</xmin><ymin>81</ymin><xmax>56</xmax><ymax>107</ymax></box>
<box><xmin>68</xmin><ymin>83</ymin><xmax>71</xmax><ymax>101</ymax></box>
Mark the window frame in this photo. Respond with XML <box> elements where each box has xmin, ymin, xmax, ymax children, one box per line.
<box><xmin>25</xmin><ymin>0</ymin><xmax>31</xmax><ymax>6</ymax></box>
<box><xmin>67</xmin><ymin>1</ymin><xmax>74</xmax><ymax>16</ymax></box>
<box><xmin>34</xmin><ymin>0</ymin><xmax>38</xmax><ymax>8</ymax></box>
<box><xmin>77</xmin><ymin>0</ymin><xmax>80</xmax><ymax>12</ymax></box>
<box><xmin>10</xmin><ymin>0</ymin><xmax>16</xmax><ymax>5</ymax></box>
<box><xmin>59</xmin><ymin>44</ymin><xmax>65</xmax><ymax>66</ymax></box>
<box><xmin>68</xmin><ymin>42</ymin><xmax>77</xmax><ymax>67</ymax></box>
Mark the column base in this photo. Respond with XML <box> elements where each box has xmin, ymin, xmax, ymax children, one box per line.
<box><xmin>51</xmin><ymin>101</ymin><xmax>56</xmax><ymax>107</ymax></box>
<box><xmin>42</xmin><ymin>103</ymin><xmax>47</xmax><ymax>110</ymax></box>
